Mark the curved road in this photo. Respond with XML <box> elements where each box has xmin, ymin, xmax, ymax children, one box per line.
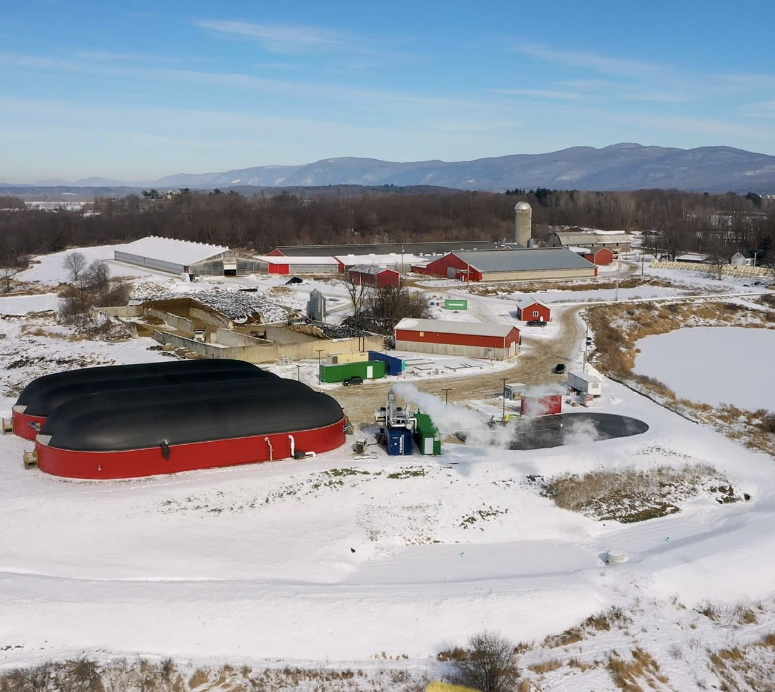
<box><xmin>332</xmin><ymin>306</ymin><xmax>585</xmax><ymax>424</ymax></box>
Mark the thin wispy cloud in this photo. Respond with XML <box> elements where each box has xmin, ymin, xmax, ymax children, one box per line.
<box><xmin>196</xmin><ymin>20</ymin><xmax>347</xmax><ymax>55</ymax></box>
<box><xmin>514</xmin><ymin>43</ymin><xmax>663</xmax><ymax>77</ymax></box>
<box><xmin>75</xmin><ymin>50</ymin><xmax>183</xmax><ymax>65</ymax></box>
<box><xmin>489</xmin><ymin>87</ymin><xmax>582</xmax><ymax>100</ymax></box>
<box><xmin>195</xmin><ymin>19</ymin><xmax>414</xmax><ymax>63</ymax></box>
<box><xmin>0</xmin><ymin>50</ymin><xmax>479</xmax><ymax>112</ymax></box>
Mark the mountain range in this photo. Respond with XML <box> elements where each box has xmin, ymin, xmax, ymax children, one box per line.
<box><xmin>6</xmin><ymin>143</ymin><xmax>775</xmax><ymax>193</ymax></box>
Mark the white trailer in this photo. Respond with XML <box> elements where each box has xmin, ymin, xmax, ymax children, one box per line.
<box><xmin>567</xmin><ymin>370</ymin><xmax>602</xmax><ymax>397</ymax></box>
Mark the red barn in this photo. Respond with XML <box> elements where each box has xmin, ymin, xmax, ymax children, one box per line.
<box><xmin>583</xmin><ymin>245</ymin><xmax>614</xmax><ymax>266</ymax></box>
<box><xmin>421</xmin><ymin>249</ymin><xmax>598</xmax><ymax>282</ymax></box>
<box><xmin>516</xmin><ymin>297</ymin><xmax>551</xmax><ymax>322</ymax></box>
<box><xmin>422</xmin><ymin>253</ymin><xmax>484</xmax><ymax>281</ymax></box>
<box><xmin>394</xmin><ymin>318</ymin><xmax>520</xmax><ymax>360</ymax></box>
<box><xmin>348</xmin><ymin>265</ymin><xmax>401</xmax><ymax>288</ymax></box>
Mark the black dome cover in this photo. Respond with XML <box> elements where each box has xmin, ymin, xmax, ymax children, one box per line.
<box><xmin>41</xmin><ymin>378</ymin><xmax>310</xmax><ymax>435</ymax></box>
<box><xmin>48</xmin><ymin>390</ymin><xmax>344</xmax><ymax>452</ymax></box>
<box><xmin>16</xmin><ymin>359</ymin><xmax>257</xmax><ymax>406</ymax></box>
<box><xmin>25</xmin><ymin>368</ymin><xmax>276</xmax><ymax>417</ymax></box>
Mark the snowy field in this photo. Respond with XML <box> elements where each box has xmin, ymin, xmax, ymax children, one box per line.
<box><xmin>2</xmin><ymin>308</ymin><xmax>775</xmax><ymax>685</ymax></box>
<box><xmin>0</xmin><ymin>293</ymin><xmax>60</xmax><ymax>315</ymax></box>
<box><xmin>4</xmin><ymin>245</ymin><xmax>775</xmax><ymax>689</ymax></box>
<box><xmin>634</xmin><ymin>326</ymin><xmax>775</xmax><ymax>411</ymax></box>
<box><xmin>16</xmin><ymin>244</ymin><xmax>168</xmax><ymax>283</ymax></box>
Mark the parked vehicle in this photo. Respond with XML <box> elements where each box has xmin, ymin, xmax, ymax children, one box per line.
<box><xmin>567</xmin><ymin>370</ymin><xmax>603</xmax><ymax>397</ymax></box>
<box><xmin>526</xmin><ymin>320</ymin><xmax>547</xmax><ymax>327</ymax></box>
<box><xmin>343</xmin><ymin>375</ymin><xmax>364</xmax><ymax>387</ymax></box>
<box><xmin>552</xmin><ymin>364</ymin><xmax>566</xmax><ymax>375</ymax></box>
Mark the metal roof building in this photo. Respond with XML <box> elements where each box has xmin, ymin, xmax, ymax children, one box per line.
<box><xmin>348</xmin><ymin>265</ymin><xmax>401</xmax><ymax>288</ymax></box>
<box><xmin>548</xmin><ymin>229</ymin><xmax>632</xmax><ymax>251</ymax></box>
<box><xmin>395</xmin><ymin>318</ymin><xmax>520</xmax><ymax>360</ymax></box>
<box><xmin>422</xmin><ymin>248</ymin><xmax>597</xmax><ymax>282</ymax></box>
<box><xmin>115</xmin><ymin>236</ymin><xmax>230</xmax><ymax>276</ymax></box>
<box><xmin>270</xmin><ymin>241</ymin><xmax>498</xmax><ymax>257</ymax></box>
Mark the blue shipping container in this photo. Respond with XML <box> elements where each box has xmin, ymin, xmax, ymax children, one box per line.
<box><xmin>369</xmin><ymin>351</ymin><xmax>405</xmax><ymax>376</ymax></box>
<box><xmin>385</xmin><ymin>427</ymin><xmax>413</xmax><ymax>456</ymax></box>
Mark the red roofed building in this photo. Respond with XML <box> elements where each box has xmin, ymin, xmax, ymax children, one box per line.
<box><xmin>394</xmin><ymin>319</ymin><xmax>520</xmax><ymax>360</ymax></box>
<box><xmin>583</xmin><ymin>245</ymin><xmax>614</xmax><ymax>266</ymax></box>
<box><xmin>348</xmin><ymin>265</ymin><xmax>401</xmax><ymax>288</ymax></box>
<box><xmin>515</xmin><ymin>297</ymin><xmax>551</xmax><ymax>322</ymax></box>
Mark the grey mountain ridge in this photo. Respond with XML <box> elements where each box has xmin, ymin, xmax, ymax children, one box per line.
<box><xmin>18</xmin><ymin>143</ymin><xmax>775</xmax><ymax>193</ymax></box>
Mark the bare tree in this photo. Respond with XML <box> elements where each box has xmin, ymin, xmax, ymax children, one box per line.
<box><xmin>366</xmin><ymin>285</ymin><xmax>430</xmax><ymax>334</ymax></box>
<box><xmin>340</xmin><ymin>272</ymin><xmax>370</xmax><ymax>316</ymax></box>
<box><xmin>63</xmin><ymin>251</ymin><xmax>87</xmax><ymax>283</ymax></box>
<box><xmin>83</xmin><ymin>260</ymin><xmax>110</xmax><ymax>292</ymax></box>
<box><xmin>1</xmin><ymin>268</ymin><xmax>13</xmax><ymax>294</ymax></box>
<box><xmin>450</xmin><ymin>631</ymin><xmax>520</xmax><ymax>692</ymax></box>
<box><xmin>704</xmin><ymin>239</ymin><xmax>729</xmax><ymax>281</ymax></box>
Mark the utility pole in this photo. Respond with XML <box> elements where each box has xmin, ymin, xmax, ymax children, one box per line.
<box><xmin>501</xmin><ymin>378</ymin><xmax>508</xmax><ymax>422</ymax></box>
<box><xmin>615</xmin><ymin>259</ymin><xmax>620</xmax><ymax>302</ymax></box>
<box><xmin>583</xmin><ymin>324</ymin><xmax>589</xmax><ymax>373</ymax></box>
<box><xmin>296</xmin><ymin>364</ymin><xmax>301</xmax><ymax>381</ymax></box>
<box><xmin>315</xmin><ymin>349</ymin><xmax>324</xmax><ymax>383</ymax></box>
<box><xmin>641</xmin><ymin>250</ymin><xmax>645</xmax><ymax>277</ymax></box>
<box><xmin>442</xmin><ymin>388</ymin><xmax>451</xmax><ymax>406</ymax></box>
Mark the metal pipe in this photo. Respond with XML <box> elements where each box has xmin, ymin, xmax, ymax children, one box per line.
<box><xmin>264</xmin><ymin>437</ymin><xmax>273</xmax><ymax>462</ymax></box>
<box><xmin>288</xmin><ymin>434</ymin><xmax>295</xmax><ymax>457</ymax></box>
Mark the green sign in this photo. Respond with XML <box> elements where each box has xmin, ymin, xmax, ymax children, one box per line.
<box><xmin>444</xmin><ymin>299</ymin><xmax>468</xmax><ymax>310</ymax></box>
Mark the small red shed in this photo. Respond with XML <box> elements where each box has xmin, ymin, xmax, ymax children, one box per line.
<box><xmin>520</xmin><ymin>394</ymin><xmax>563</xmax><ymax>417</ymax></box>
<box><xmin>583</xmin><ymin>245</ymin><xmax>614</xmax><ymax>266</ymax></box>
<box><xmin>348</xmin><ymin>265</ymin><xmax>401</xmax><ymax>289</ymax></box>
<box><xmin>516</xmin><ymin>297</ymin><xmax>551</xmax><ymax>322</ymax></box>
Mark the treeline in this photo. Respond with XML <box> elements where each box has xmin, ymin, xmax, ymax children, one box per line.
<box><xmin>0</xmin><ymin>187</ymin><xmax>773</xmax><ymax>268</ymax></box>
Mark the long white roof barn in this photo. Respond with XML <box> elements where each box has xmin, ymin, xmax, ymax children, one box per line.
<box><xmin>119</xmin><ymin>236</ymin><xmax>228</xmax><ymax>265</ymax></box>
<box><xmin>114</xmin><ymin>236</ymin><xmax>229</xmax><ymax>276</ymax></box>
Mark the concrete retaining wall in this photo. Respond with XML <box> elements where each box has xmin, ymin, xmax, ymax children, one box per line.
<box><xmin>154</xmin><ymin>327</ymin><xmax>383</xmax><ymax>363</ymax></box>
<box><xmin>147</xmin><ymin>308</ymin><xmax>195</xmax><ymax>334</ymax></box>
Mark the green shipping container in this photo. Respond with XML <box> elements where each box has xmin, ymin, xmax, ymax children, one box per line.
<box><xmin>319</xmin><ymin>360</ymin><xmax>387</xmax><ymax>383</ymax></box>
<box><xmin>444</xmin><ymin>299</ymin><xmax>468</xmax><ymax>310</ymax></box>
<box><xmin>414</xmin><ymin>411</ymin><xmax>442</xmax><ymax>456</ymax></box>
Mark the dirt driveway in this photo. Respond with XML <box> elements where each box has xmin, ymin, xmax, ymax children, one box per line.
<box><xmin>330</xmin><ymin>306</ymin><xmax>585</xmax><ymax>424</ymax></box>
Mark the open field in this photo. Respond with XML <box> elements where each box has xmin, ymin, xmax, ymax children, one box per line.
<box><xmin>2</xmin><ymin>246</ymin><xmax>775</xmax><ymax>692</ymax></box>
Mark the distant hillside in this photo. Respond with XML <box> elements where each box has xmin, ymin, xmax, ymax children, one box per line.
<box><xmin>19</xmin><ymin>143</ymin><xmax>775</xmax><ymax>193</ymax></box>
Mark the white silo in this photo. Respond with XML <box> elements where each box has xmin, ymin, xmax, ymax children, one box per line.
<box><xmin>514</xmin><ymin>201</ymin><xmax>532</xmax><ymax>247</ymax></box>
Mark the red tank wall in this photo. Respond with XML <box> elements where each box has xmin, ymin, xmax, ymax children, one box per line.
<box><xmin>12</xmin><ymin>410</ymin><xmax>47</xmax><ymax>440</ymax></box>
<box><xmin>36</xmin><ymin>419</ymin><xmax>347</xmax><ymax>480</ymax></box>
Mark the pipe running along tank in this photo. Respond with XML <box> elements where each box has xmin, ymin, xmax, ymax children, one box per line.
<box><xmin>35</xmin><ymin>388</ymin><xmax>347</xmax><ymax>479</ymax></box>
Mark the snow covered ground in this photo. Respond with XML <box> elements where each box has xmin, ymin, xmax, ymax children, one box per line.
<box><xmin>2</xmin><ymin>308</ymin><xmax>775</xmax><ymax>686</ymax></box>
<box><xmin>4</xmin><ymin>245</ymin><xmax>775</xmax><ymax>689</ymax></box>
<box><xmin>0</xmin><ymin>293</ymin><xmax>59</xmax><ymax>315</ymax></box>
<box><xmin>16</xmin><ymin>244</ymin><xmax>168</xmax><ymax>283</ymax></box>
<box><xmin>634</xmin><ymin>326</ymin><xmax>775</xmax><ymax>411</ymax></box>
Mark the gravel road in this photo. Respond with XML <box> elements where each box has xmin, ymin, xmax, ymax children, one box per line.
<box><xmin>330</xmin><ymin>306</ymin><xmax>585</xmax><ymax>424</ymax></box>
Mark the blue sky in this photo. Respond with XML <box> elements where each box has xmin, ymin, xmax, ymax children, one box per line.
<box><xmin>2</xmin><ymin>0</ymin><xmax>775</xmax><ymax>182</ymax></box>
